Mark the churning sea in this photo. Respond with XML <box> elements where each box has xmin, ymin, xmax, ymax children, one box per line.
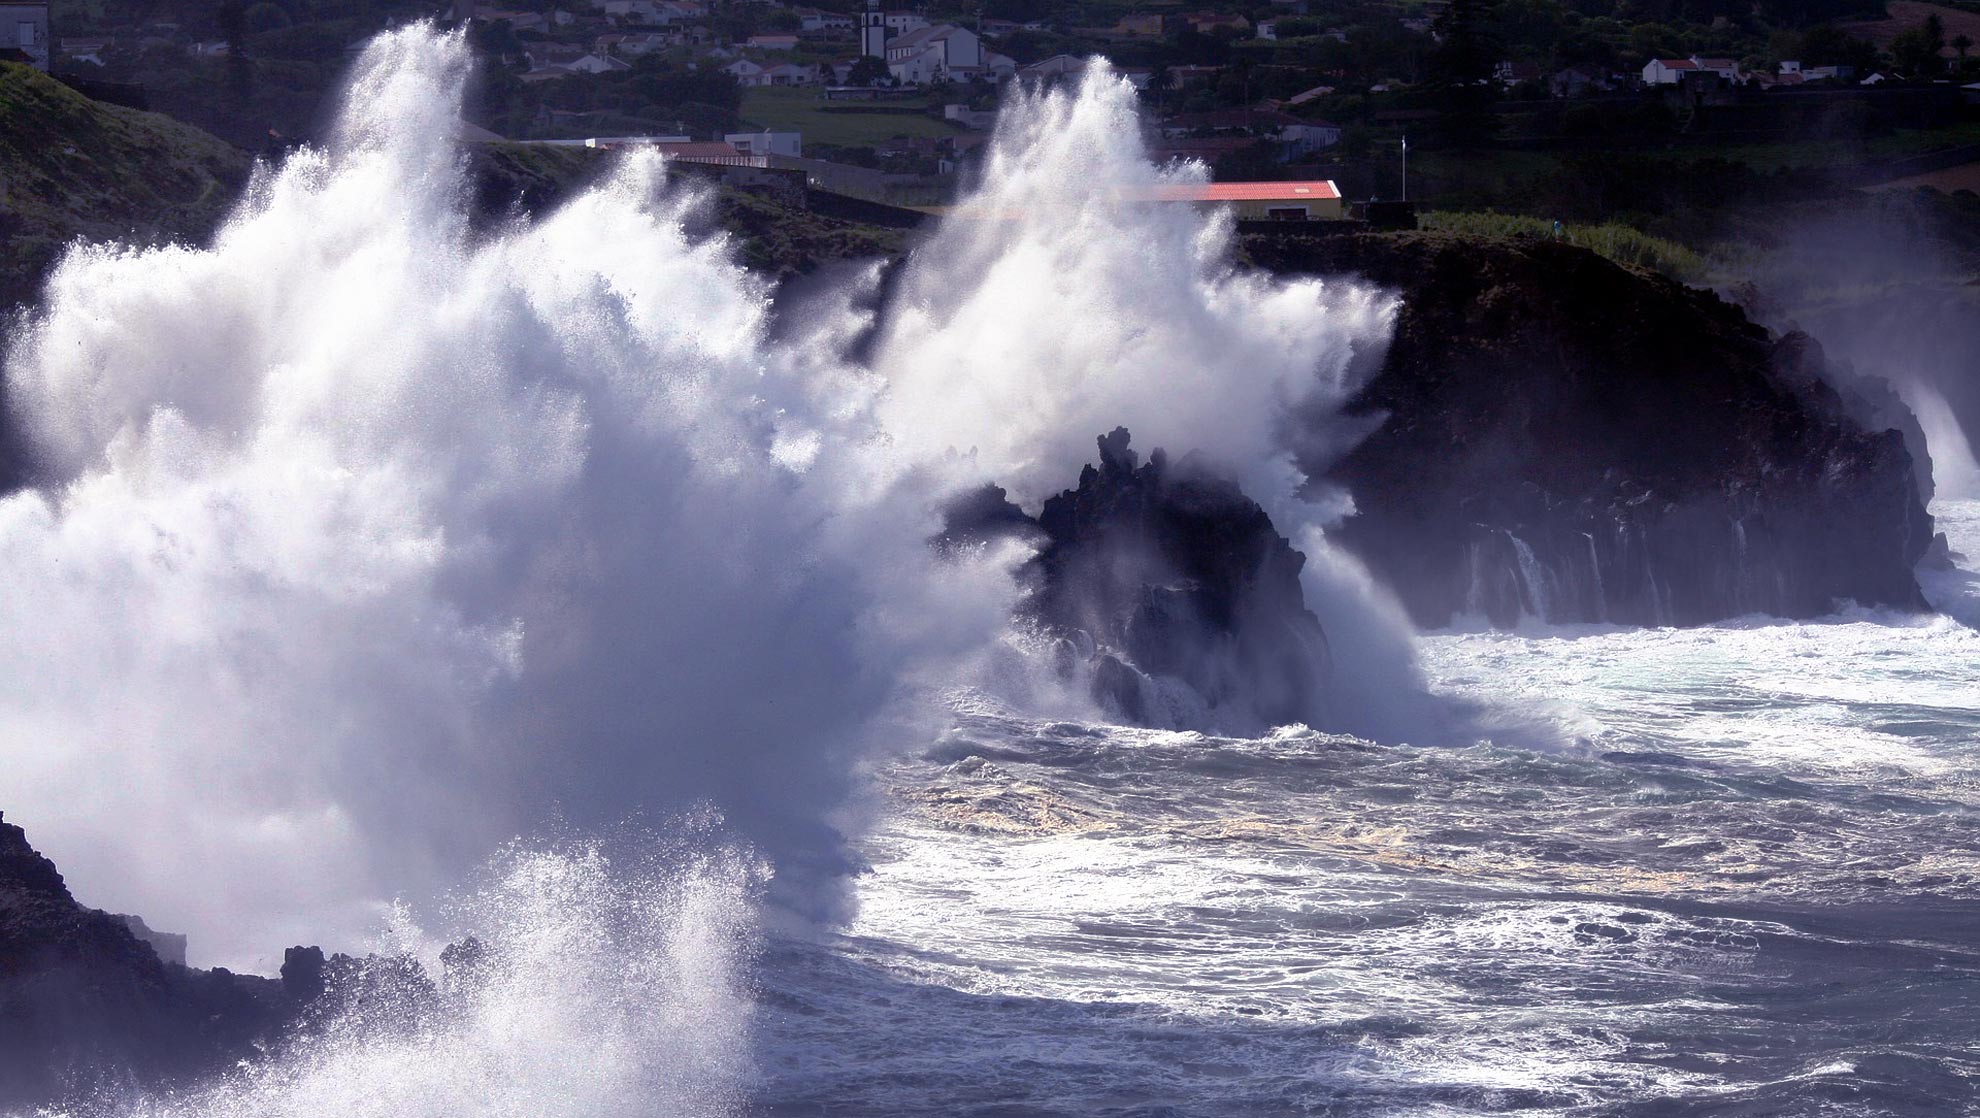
<box><xmin>756</xmin><ymin>500</ymin><xmax>1980</xmax><ymax>1117</ymax></box>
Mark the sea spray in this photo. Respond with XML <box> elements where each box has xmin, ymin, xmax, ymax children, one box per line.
<box><xmin>0</xmin><ymin>25</ymin><xmax>1418</xmax><ymax>976</ymax></box>
<box><xmin>111</xmin><ymin>837</ymin><xmax>761</xmax><ymax>1118</ymax></box>
<box><xmin>0</xmin><ymin>25</ymin><xmax>972</xmax><ymax>965</ymax></box>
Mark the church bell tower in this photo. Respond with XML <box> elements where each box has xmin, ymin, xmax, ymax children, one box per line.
<box><xmin>861</xmin><ymin>0</ymin><xmax>887</xmax><ymax>59</ymax></box>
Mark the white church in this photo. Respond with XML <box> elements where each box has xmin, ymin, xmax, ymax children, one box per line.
<box><xmin>858</xmin><ymin>0</ymin><xmax>1013</xmax><ymax>86</ymax></box>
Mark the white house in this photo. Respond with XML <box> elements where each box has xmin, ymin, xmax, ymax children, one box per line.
<box><xmin>567</xmin><ymin>52</ymin><xmax>630</xmax><ymax>74</ymax></box>
<box><xmin>798</xmin><ymin>7</ymin><xmax>854</xmax><ymax>31</ymax></box>
<box><xmin>884</xmin><ymin>10</ymin><xmax>928</xmax><ymax>34</ymax></box>
<box><xmin>1163</xmin><ymin>108</ymin><xmax>1338</xmax><ymax>149</ymax></box>
<box><xmin>1693</xmin><ymin>56</ymin><xmax>1739</xmax><ymax>81</ymax></box>
<box><xmin>614</xmin><ymin>31</ymin><xmax>676</xmax><ymax>55</ymax></box>
<box><xmin>726</xmin><ymin>129</ymin><xmax>803</xmax><ymax>156</ymax></box>
<box><xmin>885</xmin><ymin>23</ymin><xmax>982</xmax><ymax>83</ymax></box>
<box><xmin>1645</xmin><ymin>55</ymin><xmax>1740</xmax><ymax>84</ymax></box>
<box><xmin>1642</xmin><ymin>58</ymin><xmax>1699</xmax><ymax>84</ymax></box>
<box><xmin>723</xmin><ymin>58</ymin><xmax>769</xmax><ymax>86</ymax></box>
<box><xmin>761</xmin><ymin>62</ymin><xmax>819</xmax><ymax>85</ymax></box>
<box><xmin>1</xmin><ymin>2</ymin><xmax>50</xmax><ymax>68</ymax></box>
<box><xmin>1281</xmin><ymin>119</ymin><xmax>1342</xmax><ymax>153</ymax></box>
<box><xmin>60</xmin><ymin>35</ymin><xmax>107</xmax><ymax>64</ymax></box>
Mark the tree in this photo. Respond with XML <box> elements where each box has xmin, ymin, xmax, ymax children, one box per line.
<box><xmin>1955</xmin><ymin>34</ymin><xmax>1973</xmax><ymax>61</ymax></box>
<box><xmin>1431</xmin><ymin>0</ymin><xmax>1501</xmax><ymax>87</ymax></box>
<box><xmin>217</xmin><ymin>0</ymin><xmax>252</xmax><ymax>103</ymax></box>
<box><xmin>1891</xmin><ymin>13</ymin><xmax>1946</xmax><ymax>75</ymax></box>
<box><xmin>847</xmin><ymin>55</ymin><xmax>891</xmax><ymax>85</ymax></box>
<box><xmin>1429</xmin><ymin>0</ymin><xmax>1501</xmax><ymax>148</ymax></box>
<box><xmin>1145</xmin><ymin>62</ymin><xmax>1172</xmax><ymax>110</ymax></box>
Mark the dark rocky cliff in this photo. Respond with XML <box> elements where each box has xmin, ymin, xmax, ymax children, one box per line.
<box><xmin>1245</xmin><ymin>231</ymin><xmax>1934</xmax><ymax>628</ymax></box>
<box><xmin>0</xmin><ymin>811</ymin><xmax>289</xmax><ymax>1105</ymax></box>
<box><xmin>945</xmin><ymin>429</ymin><xmax>1329</xmax><ymax>729</ymax></box>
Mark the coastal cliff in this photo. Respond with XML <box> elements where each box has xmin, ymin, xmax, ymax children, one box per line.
<box><xmin>0</xmin><ymin>811</ymin><xmax>287</xmax><ymax>1105</ymax></box>
<box><xmin>1247</xmin><ymin>231</ymin><xmax>1934</xmax><ymax>628</ymax></box>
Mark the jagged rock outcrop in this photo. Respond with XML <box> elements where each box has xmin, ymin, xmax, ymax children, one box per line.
<box><xmin>0</xmin><ymin>810</ymin><xmax>465</xmax><ymax>1105</ymax></box>
<box><xmin>945</xmin><ymin>429</ymin><xmax>1328</xmax><ymax>728</ymax></box>
<box><xmin>0</xmin><ymin>811</ymin><xmax>289</xmax><ymax>1105</ymax></box>
<box><xmin>1245</xmin><ymin>231</ymin><xmax>1934</xmax><ymax>628</ymax></box>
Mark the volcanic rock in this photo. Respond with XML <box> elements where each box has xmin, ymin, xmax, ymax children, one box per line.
<box><xmin>1247</xmin><ymin>231</ymin><xmax>1933</xmax><ymax>628</ymax></box>
<box><xmin>0</xmin><ymin>810</ymin><xmax>287</xmax><ymax>1105</ymax></box>
<box><xmin>945</xmin><ymin>429</ymin><xmax>1329</xmax><ymax>728</ymax></box>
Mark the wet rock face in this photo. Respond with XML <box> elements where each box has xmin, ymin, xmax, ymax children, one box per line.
<box><xmin>945</xmin><ymin>429</ymin><xmax>1329</xmax><ymax>729</ymax></box>
<box><xmin>1247</xmin><ymin>232</ymin><xmax>1934</xmax><ymax>628</ymax></box>
<box><xmin>0</xmin><ymin>811</ymin><xmax>287</xmax><ymax>1106</ymax></box>
<box><xmin>1</xmin><ymin>810</ymin><xmax>488</xmax><ymax>1106</ymax></box>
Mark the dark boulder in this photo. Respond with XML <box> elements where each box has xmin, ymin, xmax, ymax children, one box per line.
<box><xmin>1245</xmin><ymin>231</ymin><xmax>1933</xmax><ymax>628</ymax></box>
<box><xmin>945</xmin><ymin>429</ymin><xmax>1329</xmax><ymax>729</ymax></box>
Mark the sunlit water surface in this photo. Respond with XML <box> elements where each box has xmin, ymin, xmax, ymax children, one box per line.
<box><xmin>756</xmin><ymin>500</ymin><xmax>1980</xmax><ymax>1116</ymax></box>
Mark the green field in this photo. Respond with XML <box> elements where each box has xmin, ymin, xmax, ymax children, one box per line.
<box><xmin>739</xmin><ymin>87</ymin><xmax>957</xmax><ymax>147</ymax></box>
<box><xmin>1418</xmin><ymin>211</ymin><xmax>1710</xmax><ymax>283</ymax></box>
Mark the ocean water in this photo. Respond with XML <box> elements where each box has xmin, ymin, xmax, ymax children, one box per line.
<box><xmin>756</xmin><ymin>501</ymin><xmax>1980</xmax><ymax>1116</ymax></box>
<box><xmin>7</xmin><ymin>24</ymin><xmax>1979</xmax><ymax>1118</ymax></box>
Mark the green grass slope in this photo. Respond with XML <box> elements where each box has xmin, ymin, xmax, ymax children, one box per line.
<box><xmin>0</xmin><ymin>61</ymin><xmax>253</xmax><ymax>310</ymax></box>
<box><xmin>0</xmin><ymin>71</ymin><xmax>901</xmax><ymax>315</ymax></box>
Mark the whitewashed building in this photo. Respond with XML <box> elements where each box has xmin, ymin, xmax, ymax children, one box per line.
<box><xmin>0</xmin><ymin>2</ymin><xmax>49</xmax><ymax>68</ymax></box>
<box><xmin>1642</xmin><ymin>58</ymin><xmax>1699</xmax><ymax>84</ymax></box>
<box><xmin>885</xmin><ymin>23</ymin><xmax>983</xmax><ymax>84</ymax></box>
<box><xmin>726</xmin><ymin>130</ymin><xmax>803</xmax><ymax>156</ymax></box>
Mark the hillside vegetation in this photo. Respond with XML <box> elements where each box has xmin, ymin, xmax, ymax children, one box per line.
<box><xmin>1418</xmin><ymin>212</ymin><xmax>1709</xmax><ymax>283</ymax></box>
<box><xmin>0</xmin><ymin>66</ymin><xmax>903</xmax><ymax>316</ymax></box>
<box><xmin>0</xmin><ymin>61</ymin><xmax>252</xmax><ymax>310</ymax></box>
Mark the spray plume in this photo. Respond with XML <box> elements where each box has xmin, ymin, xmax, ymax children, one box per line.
<box><xmin>0</xmin><ymin>27</ymin><xmax>1410</xmax><ymax>978</ymax></box>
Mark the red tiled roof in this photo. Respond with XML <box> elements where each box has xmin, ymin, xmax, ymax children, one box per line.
<box><xmin>1132</xmin><ymin>180</ymin><xmax>1341</xmax><ymax>202</ymax></box>
<box><xmin>1657</xmin><ymin>58</ymin><xmax>1699</xmax><ymax>69</ymax></box>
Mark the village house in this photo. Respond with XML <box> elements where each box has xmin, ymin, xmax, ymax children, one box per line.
<box><xmin>1643</xmin><ymin>55</ymin><xmax>1741</xmax><ymax>85</ymax></box>
<box><xmin>1493</xmin><ymin>60</ymin><xmax>1542</xmax><ymax>87</ymax></box>
<box><xmin>746</xmin><ymin>32</ymin><xmax>800</xmax><ymax>51</ymax></box>
<box><xmin>1548</xmin><ymin>64</ymin><xmax>1618</xmax><ymax>98</ymax></box>
<box><xmin>723</xmin><ymin>58</ymin><xmax>770</xmax><ymax>86</ymax></box>
<box><xmin>1162</xmin><ymin>107</ymin><xmax>1341</xmax><ymax>156</ymax></box>
<box><xmin>611</xmin><ymin>30</ymin><xmax>677</xmax><ymax>55</ymax></box>
<box><xmin>797</xmin><ymin>8</ymin><xmax>855</xmax><ymax>32</ymax></box>
<box><xmin>1183</xmin><ymin>11</ymin><xmax>1250</xmax><ymax>34</ymax></box>
<box><xmin>566</xmin><ymin>52</ymin><xmax>630</xmax><ymax>74</ymax></box>
<box><xmin>59</xmin><ymin>35</ymin><xmax>107</xmax><ymax>65</ymax></box>
<box><xmin>0</xmin><ymin>1</ymin><xmax>49</xmax><ymax>67</ymax></box>
<box><xmin>1641</xmin><ymin>57</ymin><xmax>1697</xmax><ymax>84</ymax></box>
<box><xmin>885</xmin><ymin>23</ymin><xmax>985</xmax><ymax>84</ymax></box>
<box><xmin>726</xmin><ymin>130</ymin><xmax>803</xmax><ymax>156</ymax></box>
<box><xmin>764</xmin><ymin>62</ymin><xmax>820</xmax><ymax>85</ymax></box>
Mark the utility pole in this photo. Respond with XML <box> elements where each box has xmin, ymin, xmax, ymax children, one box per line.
<box><xmin>1401</xmin><ymin>133</ymin><xmax>1408</xmax><ymax>202</ymax></box>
